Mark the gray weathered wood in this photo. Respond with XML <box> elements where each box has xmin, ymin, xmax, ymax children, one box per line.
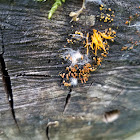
<box><xmin>0</xmin><ymin>0</ymin><xmax>140</xmax><ymax>139</ymax></box>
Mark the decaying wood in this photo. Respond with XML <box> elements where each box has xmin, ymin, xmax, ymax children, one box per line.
<box><xmin>0</xmin><ymin>0</ymin><xmax>140</xmax><ymax>139</ymax></box>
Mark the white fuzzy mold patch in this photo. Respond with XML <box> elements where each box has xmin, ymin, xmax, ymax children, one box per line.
<box><xmin>61</xmin><ymin>48</ymin><xmax>90</xmax><ymax>66</ymax></box>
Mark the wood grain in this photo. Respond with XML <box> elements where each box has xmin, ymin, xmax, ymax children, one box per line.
<box><xmin>0</xmin><ymin>0</ymin><xmax>140</xmax><ymax>139</ymax></box>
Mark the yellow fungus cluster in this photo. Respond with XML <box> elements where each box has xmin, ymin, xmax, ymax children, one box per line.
<box><xmin>60</xmin><ymin>28</ymin><xmax>116</xmax><ymax>87</ymax></box>
<box><xmin>84</xmin><ymin>29</ymin><xmax>116</xmax><ymax>57</ymax></box>
<box><xmin>99</xmin><ymin>5</ymin><xmax>115</xmax><ymax>23</ymax></box>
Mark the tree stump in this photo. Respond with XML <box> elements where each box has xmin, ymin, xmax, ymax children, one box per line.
<box><xmin>0</xmin><ymin>0</ymin><xmax>140</xmax><ymax>139</ymax></box>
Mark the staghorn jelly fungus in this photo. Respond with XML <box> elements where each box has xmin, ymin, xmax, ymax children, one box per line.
<box><xmin>60</xmin><ymin>28</ymin><xmax>116</xmax><ymax>87</ymax></box>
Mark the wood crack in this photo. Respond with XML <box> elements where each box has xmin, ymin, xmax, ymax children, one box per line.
<box><xmin>63</xmin><ymin>88</ymin><xmax>72</xmax><ymax>113</ymax></box>
<box><xmin>0</xmin><ymin>26</ymin><xmax>20</xmax><ymax>131</ymax></box>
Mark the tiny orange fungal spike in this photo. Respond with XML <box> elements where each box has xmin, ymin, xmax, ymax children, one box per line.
<box><xmin>86</xmin><ymin>46</ymin><xmax>89</xmax><ymax>55</ymax></box>
<box><xmin>66</xmin><ymin>67</ymin><xmax>69</xmax><ymax>71</ymax></box>
<box><xmin>87</xmin><ymin>68</ymin><xmax>90</xmax><ymax>73</ymax></box>
<box><xmin>84</xmin><ymin>33</ymin><xmax>91</xmax><ymax>55</ymax></box>
<box><xmin>129</xmin><ymin>46</ymin><xmax>133</xmax><ymax>50</ymax></box>
<box><xmin>82</xmin><ymin>69</ymin><xmax>85</xmax><ymax>75</ymax></box>
<box><xmin>89</xmin><ymin>67</ymin><xmax>96</xmax><ymax>72</ymax></box>
<box><xmin>68</xmin><ymin>71</ymin><xmax>71</xmax><ymax>76</ymax></box>
<box><xmin>67</xmin><ymin>39</ymin><xmax>70</xmax><ymax>43</ymax></box>
<box><xmin>71</xmin><ymin>67</ymin><xmax>77</xmax><ymax>72</ymax></box>
<box><xmin>74</xmin><ymin>72</ymin><xmax>78</xmax><ymax>77</ymax></box>
<box><xmin>100</xmin><ymin>4</ymin><xmax>104</xmax><ymax>7</ymax></box>
<box><xmin>112</xmin><ymin>30</ymin><xmax>116</xmax><ymax>34</ymax></box>
<box><xmin>107</xmin><ymin>14</ymin><xmax>110</xmax><ymax>17</ymax></box>
<box><xmin>71</xmin><ymin>73</ymin><xmax>75</xmax><ymax>78</ymax></box>
<box><xmin>75</xmin><ymin>31</ymin><xmax>83</xmax><ymax>38</ymax></box>
<box><xmin>83</xmin><ymin>40</ymin><xmax>86</xmax><ymax>44</ymax></box>
<box><xmin>129</xmin><ymin>16</ymin><xmax>132</xmax><ymax>20</ymax></box>
<box><xmin>100</xmin><ymin>7</ymin><xmax>103</xmax><ymax>10</ymax></box>
<box><xmin>80</xmin><ymin>78</ymin><xmax>83</xmax><ymax>84</ymax></box>
<box><xmin>64</xmin><ymin>82</ymin><xmax>71</xmax><ymax>87</ymax></box>
<box><xmin>125</xmin><ymin>21</ymin><xmax>129</xmax><ymax>24</ymax></box>
<box><xmin>79</xmin><ymin>73</ymin><xmax>81</xmax><ymax>79</ymax></box>
<box><xmin>108</xmin><ymin>8</ymin><xmax>111</xmax><ymax>11</ymax></box>
<box><xmin>111</xmin><ymin>14</ymin><xmax>115</xmax><ymax>17</ymax></box>
<box><xmin>66</xmin><ymin>74</ymin><xmax>69</xmax><ymax>80</ymax></box>
<box><xmin>108</xmin><ymin>17</ymin><xmax>111</xmax><ymax>20</ymax></box>
<box><xmin>100</xmin><ymin>15</ymin><xmax>105</xmax><ymax>19</ymax></box>
<box><xmin>83</xmin><ymin>74</ymin><xmax>87</xmax><ymax>77</ymax></box>
<box><xmin>96</xmin><ymin>57</ymin><xmax>103</xmax><ymax>66</ymax></box>
<box><xmin>74</xmin><ymin>64</ymin><xmax>78</xmax><ymax>68</ymax></box>
<box><xmin>60</xmin><ymin>73</ymin><xmax>65</xmax><ymax>78</ymax></box>
<box><xmin>99</xmin><ymin>31</ymin><xmax>114</xmax><ymax>39</ymax></box>
<box><xmin>121</xmin><ymin>46</ymin><xmax>128</xmax><ymax>51</ymax></box>
<box><xmin>83</xmin><ymin>77</ymin><xmax>87</xmax><ymax>83</ymax></box>
<box><xmin>66</xmin><ymin>54</ymin><xmax>70</xmax><ymax>60</ymax></box>
<box><xmin>85</xmin><ymin>63</ymin><xmax>91</xmax><ymax>68</ymax></box>
<box><xmin>101</xmin><ymin>53</ymin><xmax>107</xmax><ymax>57</ymax></box>
<box><xmin>60</xmin><ymin>74</ymin><xmax>63</xmax><ymax>78</ymax></box>
<box><xmin>106</xmin><ymin>47</ymin><xmax>109</xmax><ymax>51</ymax></box>
<box><xmin>81</xmin><ymin>55</ymin><xmax>84</xmax><ymax>60</ymax></box>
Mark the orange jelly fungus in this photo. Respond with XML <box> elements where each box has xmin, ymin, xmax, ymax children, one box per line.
<box><xmin>60</xmin><ymin>28</ymin><xmax>116</xmax><ymax>87</ymax></box>
<box><xmin>84</xmin><ymin>29</ymin><xmax>115</xmax><ymax>56</ymax></box>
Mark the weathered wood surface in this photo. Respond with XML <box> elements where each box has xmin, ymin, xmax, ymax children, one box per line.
<box><xmin>0</xmin><ymin>0</ymin><xmax>140</xmax><ymax>139</ymax></box>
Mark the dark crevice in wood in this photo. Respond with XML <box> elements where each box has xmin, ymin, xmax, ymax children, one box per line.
<box><xmin>0</xmin><ymin>26</ymin><xmax>5</xmax><ymax>55</ymax></box>
<box><xmin>63</xmin><ymin>88</ymin><xmax>72</xmax><ymax>114</ymax></box>
<box><xmin>0</xmin><ymin>27</ymin><xmax>20</xmax><ymax>132</ymax></box>
<box><xmin>16</xmin><ymin>72</ymin><xmax>51</xmax><ymax>77</ymax></box>
<box><xmin>46</xmin><ymin>125</ymin><xmax>50</xmax><ymax>140</ymax></box>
